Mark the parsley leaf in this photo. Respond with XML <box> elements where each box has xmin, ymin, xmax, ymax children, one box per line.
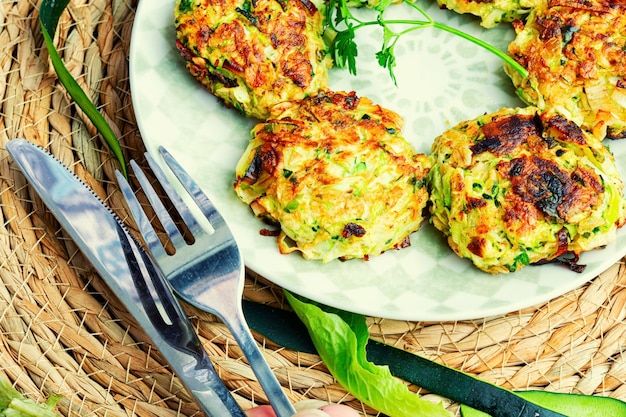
<box><xmin>324</xmin><ymin>0</ymin><xmax>529</xmax><ymax>84</ymax></box>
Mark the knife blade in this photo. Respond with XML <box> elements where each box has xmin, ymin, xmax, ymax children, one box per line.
<box><xmin>6</xmin><ymin>138</ymin><xmax>246</xmax><ymax>417</ymax></box>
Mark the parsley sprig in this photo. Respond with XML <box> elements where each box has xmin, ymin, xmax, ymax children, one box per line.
<box><xmin>325</xmin><ymin>0</ymin><xmax>529</xmax><ymax>84</ymax></box>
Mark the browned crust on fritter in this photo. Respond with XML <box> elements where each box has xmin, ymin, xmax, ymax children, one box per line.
<box><xmin>473</xmin><ymin>112</ymin><xmax>604</xmax><ymax>226</ymax></box>
<box><xmin>175</xmin><ymin>0</ymin><xmax>330</xmax><ymax>119</ymax></box>
<box><xmin>508</xmin><ymin>0</ymin><xmax>626</xmax><ymax>138</ymax></box>
<box><xmin>176</xmin><ymin>0</ymin><xmax>317</xmax><ymax>89</ymax></box>
<box><xmin>513</xmin><ymin>0</ymin><xmax>626</xmax><ymax>76</ymax></box>
<box><xmin>234</xmin><ymin>90</ymin><xmax>431</xmax><ymax>262</ymax></box>
<box><xmin>244</xmin><ymin>91</ymin><xmax>416</xmax><ymax>184</ymax></box>
<box><xmin>429</xmin><ymin>106</ymin><xmax>626</xmax><ymax>273</ymax></box>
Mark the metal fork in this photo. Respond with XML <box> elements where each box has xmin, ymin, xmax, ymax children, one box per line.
<box><xmin>116</xmin><ymin>146</ymin><xmax>296</xmax><ymax>417</ymax></box>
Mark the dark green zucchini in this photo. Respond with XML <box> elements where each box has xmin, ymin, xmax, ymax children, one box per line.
<box><xmin>365</xmin><ymin>340</ymin><xmax>566</xmax><ymax>417</ymax></box>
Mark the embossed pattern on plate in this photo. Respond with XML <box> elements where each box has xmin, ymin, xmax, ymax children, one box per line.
<box><xmin>129</xmin><ymin>0</ymin><xmax>626</xmax><ymax>320</ymax></box>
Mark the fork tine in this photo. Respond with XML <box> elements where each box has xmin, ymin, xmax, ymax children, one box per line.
<box><xmin>115</xmin><ymin>170</ymin><xmax>168</xmax><ymax>261</ymax></box>
<box><xmin>158</xmin><ymin>146</ymin><xmax>226</xmax><ymax>230</ymax></box>
<box><xmin>130</xmin><ymin>159</ymin><xmax>188</xmax><ymax>250</ymax></box>
<box><xmin>144</xmin><ymin>152</ymin><xmax>208</xmax><ymax>238</ymax></box>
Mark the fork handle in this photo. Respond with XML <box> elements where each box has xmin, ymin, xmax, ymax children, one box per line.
<box><xmin>223</xmin><ymin>308</ymin><xmax>297</xmax><ymax>417</ymax></box>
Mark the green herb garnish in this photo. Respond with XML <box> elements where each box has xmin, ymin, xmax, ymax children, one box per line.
<box><xmin>325</xmin><ymin>0</ymin><xmax>529</xmax><ymax>84</ymax></box>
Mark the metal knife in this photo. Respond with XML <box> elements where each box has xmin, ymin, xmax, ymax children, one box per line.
<box><xmin>6</xmin><ymin>138</ymin><xmax>246</xmax><ymax>417</ymax></box>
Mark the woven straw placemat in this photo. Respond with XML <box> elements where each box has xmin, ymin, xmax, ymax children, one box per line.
<box><xmin>1</xmin><ymin>0</ymin><xmax>625</xmax><ymax>415</ymax></box>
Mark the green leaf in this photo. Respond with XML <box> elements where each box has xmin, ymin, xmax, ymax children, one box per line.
<box><xmin>331</xmin><ymin>29</ymin><xmax>359</xmax><ymax>75</ymax></box>
<box><xmin>39</xmin><ymin>0</ymin><xmax>127</xmax><ymax>177</ymax></box>
<box><xmin>285</xmin><ymin>292</ymin><xmax>452</xmax><ymax>417</ymax></box>
<box><xmin>0</xmin><ymin>377</ymin><xmax>61</xmax><ymax>417</ymax></box>
<box><xmin>0</xmin><ymin>377</ymin><xmax>22</xmax><ymax>411</ymax></box>
<box><xmin>375</xmin><ymin>47</ymin><xmax>396</xmax><ymax>83</ymax></box>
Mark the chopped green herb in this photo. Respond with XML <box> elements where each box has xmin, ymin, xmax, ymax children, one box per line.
<box><xmin>237</xmin><ymin>3</ymin><xmax>258</xmax><ymax>25</ymax></box>
<box><xmin>177</xmin><ymin>0</ymin><xmax>195</xmax><ymax>12</ymax></box>
<box><xmin>284</xmin><ymin>199</ymin><xmax>300</xmax><ymax>213</ymax></box>
<box><xmin>561</xmin><ymin>25</ymin><xmax>579</xmax><ymax>46</ymax></box>
<box><xmin>515</xmin><ymin>251</ymin><xmax>530</xmax><ymax>266</ymax></box>
<box><xmin>354</xmin><ymin>161</ymin><xmax>367</xmax><ymax>173</ymax></box>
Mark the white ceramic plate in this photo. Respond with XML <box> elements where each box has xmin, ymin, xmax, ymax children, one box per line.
<box><xmin>129</xmin><ymin>0</ymin><xmax>626</xmax><ymax>321</ymax></box>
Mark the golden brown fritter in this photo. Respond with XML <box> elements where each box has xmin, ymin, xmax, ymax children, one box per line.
<box><xmin>438</xmin><ymin>0</ymin><xmax>545</xmax><ymax>28</ymax></box>
<box><xmin>506</xmin><ymin>0</ymin><xmax>626</xmax><ymax>139</ymax></box>
<box><xmin>429</xmin><ymin>106</ymin><xmax>626</xmax><ymax>274</ymax></box>
<box><xmin>175</xmin><ymin>0</ymin><xmax>332</xmax><ymax>120</ymax></box>
<box><xmin>234</xmin><ymin>90</ymin><xmax>431</xmax><ymax>262</ymax></box>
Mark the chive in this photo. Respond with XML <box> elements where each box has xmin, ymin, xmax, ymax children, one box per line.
<box><xmin>284</xmin><ymin>199</ymin><xmax>299</xmax><ymax>213</ymax></box>
<box><xmin>39</xmin><ymin>0</ymin><xmax>127</xmax><ymax>176</ymax></box>
<box><xmin>514</xmin><ymin>251</ymin><xmax>530</xmax><ymax>266</ymax></box>
<box><xmin>354</xmin><ymin>161</ymin><xmax>367</xmax><ymax>173</ymax></box>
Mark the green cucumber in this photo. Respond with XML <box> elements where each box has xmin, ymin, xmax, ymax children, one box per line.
<box><xmin>518</xmin><ymin>391</ymin><xmax>626</xmax><ymax>417</ymax></box>
<box><xmin>461</xmin><ymin>390</ymin><xmax>626</xmax><ymax>417</ymax></box>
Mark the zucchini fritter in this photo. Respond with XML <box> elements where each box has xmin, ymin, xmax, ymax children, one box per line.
<box><xmin>234</xmin><ymin>91</ymin><xmax>431</xmax><ymax>262</ymax></box>
<box><xmin>506</xmin><ymin>0</ymin><xmax>626</xmax><ymax>139</ymax></box>
<box><xmin>438</xmin><ymin>0</ymin><xmax>544</xmax><ymax>28</ymax></box>
<box><xmin>174</xmin><ymin>0</ymin><xmax>332</xmax><ymax>120</ymax></box>
<box><xmin>429</xmin><ymin>107</ymin><xmax>626</xmax><ymax>274</ymax></box>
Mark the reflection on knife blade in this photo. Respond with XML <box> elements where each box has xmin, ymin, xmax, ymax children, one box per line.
<box><xmin>6</xmin><ymin>138</ymin><xmax>246</xmax><ymax>417</ymax></box>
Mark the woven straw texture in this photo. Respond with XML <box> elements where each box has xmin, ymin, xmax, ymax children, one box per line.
<box><xmin>1</xmin><ymin>0</ymin><xmax>626</xmax><ymax>415</ymax></box>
